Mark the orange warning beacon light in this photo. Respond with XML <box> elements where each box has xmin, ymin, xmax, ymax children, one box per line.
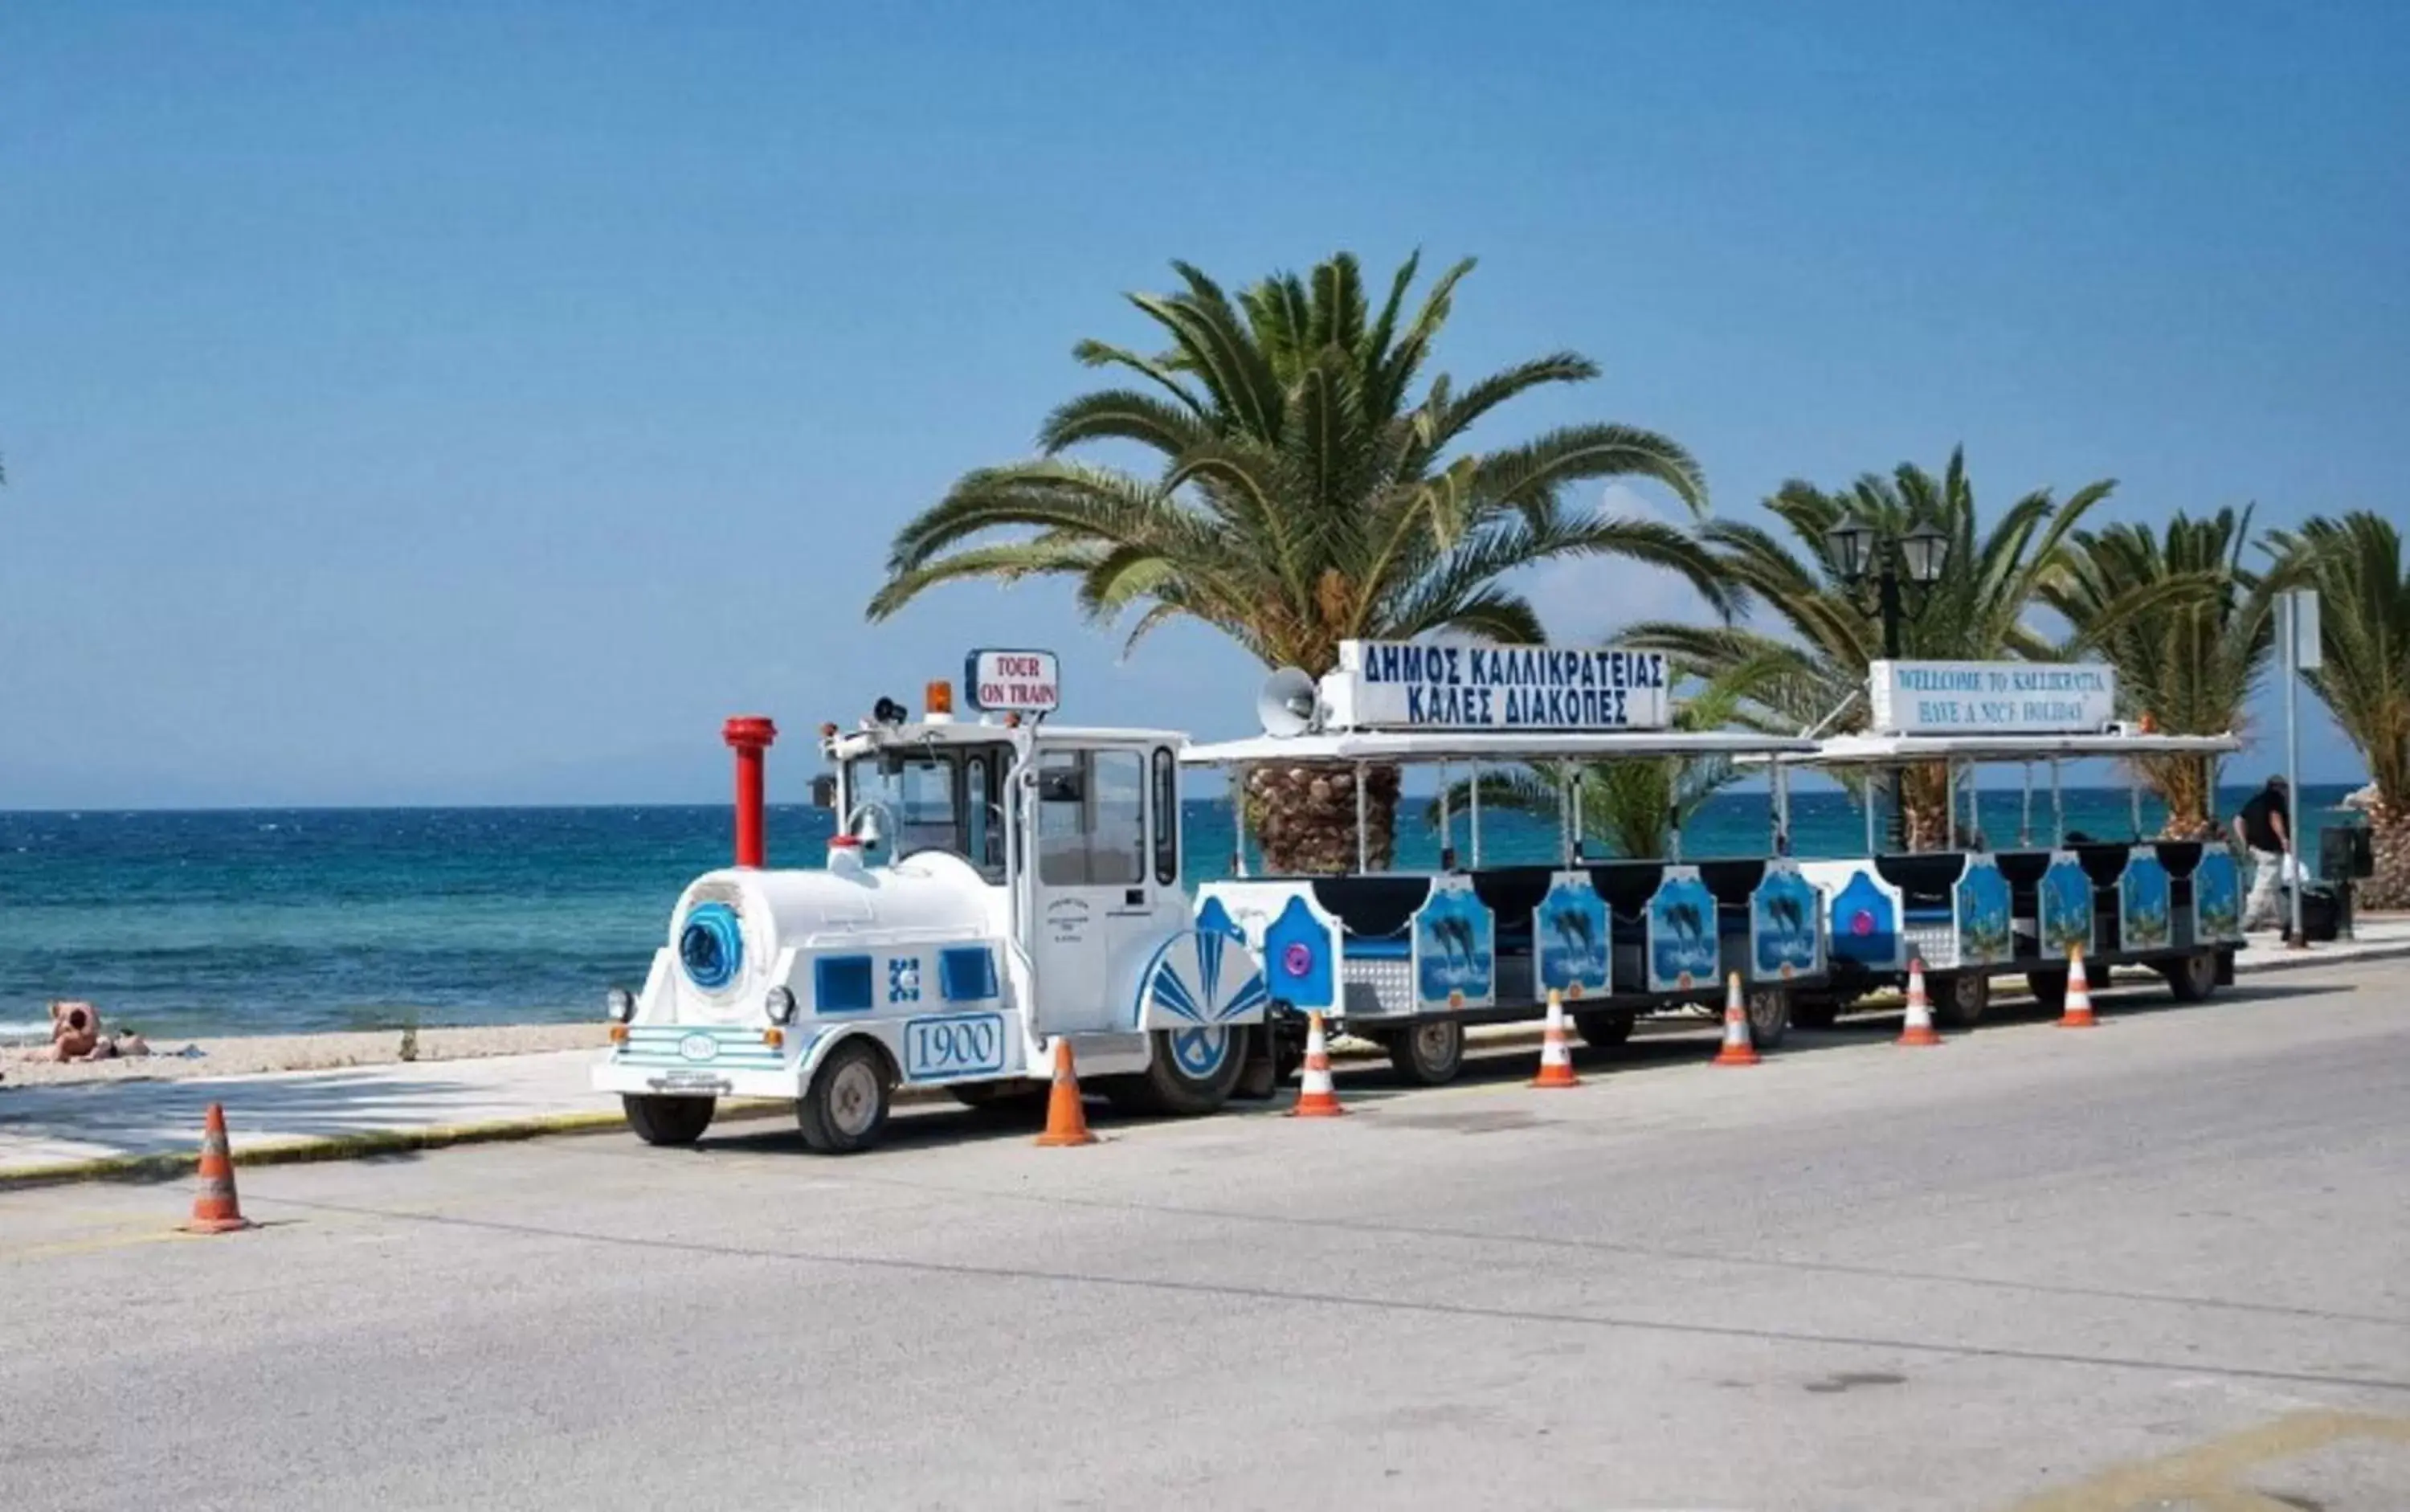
<box><xmin>924</xmin><ymin>680</ymin><xmax>954</xmax><ymax>717</ymax></box>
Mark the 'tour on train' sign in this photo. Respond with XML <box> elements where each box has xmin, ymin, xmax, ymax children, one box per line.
<box><xmin>1869</xmin><ymin>660</ymin><xmax>2118</xmax><ymax>735</ymax></box>
<box><xmin>1328</xmin><ymin>640</ymin><xmax>1671</xmax><ymax>731</ymax></box>
<box><xmin>964</xmin><ymin>649</ymin><xmax>1060</xmax><ymax>713</ymax></box>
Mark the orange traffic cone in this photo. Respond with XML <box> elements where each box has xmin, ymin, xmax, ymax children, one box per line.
<box><xmin>1532</xmin><ymin>989</ymin><xmax>1580</xmax><ymax>1088</ymax></box>
<box><xmin>183</xmin><ymin>1102</ymin><xmax>252</xmax><ymax>1235</ymax></box>
<box><xmin>2058</xmin><ymin>946</ymin><xmax>2098</xmax><ymax>1029</ymax></box>
<box><xmin>1034</xmin><ymin>1039</ymin><xmax>1098</xmax><ymax>1146</ymax></box>
<box><xmin>1712</xmin><ymin>973</ymin><xmax>1760</xmax><ymax>1066</ymax></box>
<box><xmin>1898</xmin><ymin>958</ymin><xmax>1943</xmax><ymax>1046</ymax></box>
<box><xmin>1289</xmin><ymin>1011</ymin><xmax>1346</xmax><ymax>1117</ymax></box>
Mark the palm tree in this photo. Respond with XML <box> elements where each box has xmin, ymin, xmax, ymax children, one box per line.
<box><xmin>1623</xmin><ymin>449</ymin><xmax>2113</xmax><ymax>850</ymax></box>
<box><xmin>2041</xmin><ymin>507</ymin><xmax>2285</xmax><ymax>839</ymax></box>
<box><xmin>868</xmin><ymin>251</ymin><xmax>1730</xmax><ymax>872</ymax></box>
<box><xmin>2266</xmin><ymin>512</ymin><xmax>2410</xmax><ymax>908</ymax></box>
<box><xmin>1430</xmin><ymin>678</ymin><xmax>1748</xmax><ymax>860</ymax></box>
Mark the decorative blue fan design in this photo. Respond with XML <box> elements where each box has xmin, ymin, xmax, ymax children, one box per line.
<box><xmin>1138</xmin><ymin>899</ymin><xmax>1271</xmax><ymax>1033</ymax></box>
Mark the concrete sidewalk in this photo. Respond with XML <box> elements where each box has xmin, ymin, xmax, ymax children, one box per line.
<box><xmin>6</xmin><ymin>917</ymin><xmax>2404</xmax><ymax>1185</ymax></box>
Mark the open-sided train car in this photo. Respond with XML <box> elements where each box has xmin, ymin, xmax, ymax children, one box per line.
<box><xmin>1773</xmin><ymin>660</ymin><xmax>2245</xmax><ymax>1028</ymax></box>
<box><xmin>1183</xmin><ymin>641</ymin><xmax>1831</xmax><ymax>1082</ymax></box>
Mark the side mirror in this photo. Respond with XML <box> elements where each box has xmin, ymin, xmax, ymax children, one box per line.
<box><xmin>808</xmin><ymin>774</ymin><xmax>837</xmax><ymax>810</ymax></box>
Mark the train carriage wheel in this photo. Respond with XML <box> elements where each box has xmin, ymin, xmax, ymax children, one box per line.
<box><xmin>1382</xmin><ymin>1020</ymin><xmax>1465</xmax><ymax>1085</ymax></box>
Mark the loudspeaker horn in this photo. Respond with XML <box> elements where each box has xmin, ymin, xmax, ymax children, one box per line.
<box><xmin>1256</xmin><ymin>667</ymin><xmax>1320</xmax><ymax>738</ymax></box>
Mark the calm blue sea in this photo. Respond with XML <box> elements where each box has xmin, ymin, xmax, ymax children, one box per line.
<box><xmin>0</xmin><ymin>784</ymin><xmax>2357</xmax><ymax>1038</ymax></box>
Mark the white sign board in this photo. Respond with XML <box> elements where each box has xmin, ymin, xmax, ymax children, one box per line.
<box><xmin>1326</xmin><ymin>640</ymin><xmax>1671</xmax><ymax>731</ymax></box>
<box><xmin>2285</xmin><ymin>588</ymin><xmax>2322</xmax><ymax>671</ymax></box>
<box><xmin>1869</xmin><ymin>660</ymin><xmax>2118</xmax><ymax>735</ymax></box>
<box><xmin>963</xmin><ymin>648</ymin><xmax>1060</xmax><ymax>713</ymax></box>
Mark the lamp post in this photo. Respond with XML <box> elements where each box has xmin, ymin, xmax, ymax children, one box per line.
<box><xmin>1828</xmin><ymin>518</ymin><xmax>1952</xmax><ymax>850</ymax></box>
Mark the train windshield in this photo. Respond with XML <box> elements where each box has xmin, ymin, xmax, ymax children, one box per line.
<box><xmin>842</xmin><ymin>745</ymin><xmax>1010</xmax><ymax>881</ymax></box>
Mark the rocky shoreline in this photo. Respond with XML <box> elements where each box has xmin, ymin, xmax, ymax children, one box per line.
<box><xmin>0</xmin><ymin>1023</ymin><xmax>609</xmax><ymax>1088</ymax></box>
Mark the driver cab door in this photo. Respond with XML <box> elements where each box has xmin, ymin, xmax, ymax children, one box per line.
<box><xmin>1023</xmin><ymin>742</ymin><xmax>1178</xmax><ymax>1036</ymax></box>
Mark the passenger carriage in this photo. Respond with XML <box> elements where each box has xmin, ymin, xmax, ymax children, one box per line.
<box><xmin>1771</xmin><ymin>660</ymin><xmax>2245</xmax><ymax>1028</ymax></box>
<box><xmin>1180</xmin><ymin>640</ymin><xmax>1833</xmax><ymax>1082</ymax></box>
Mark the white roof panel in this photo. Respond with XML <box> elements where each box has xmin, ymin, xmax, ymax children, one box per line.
<box><xmin>1179</xmin><ymin>729</ymin><xmax>1820</xmax><ymax>766</ymax></box>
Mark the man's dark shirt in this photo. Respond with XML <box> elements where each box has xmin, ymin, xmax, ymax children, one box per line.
<box><xmin>2239</xmin><ymin>788</ymin><xmax>2286</xmax><ymax>852</ymax></box>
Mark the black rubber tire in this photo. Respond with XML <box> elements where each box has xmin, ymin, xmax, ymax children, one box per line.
<box><xmin>1746</xmin><ymin>987</ymin><xmax>1792</xmax><ymax>1050</ymax></box>
<box><xmin>2164</xmin><ymin>948</ymin><xmax>2220</xmax><ymax>1003</ymax></box>
<box><xmin>1573</xmin><ymin>1010</ymin><xmax>1637</xmax><ymax>1048</ymax></box>
<box><xmin>799</xmin><ymin>1039</ymin><xmax>893</xmax><ymax>1154</ymax></box>
<box><xmin>623</xmin><ymin>1094</ymin><xmax>715</xmax><ymax>1147</ymax></box>
<box><xmin>1930</xmin><ymin>971</ymin><xmax>1991</xmax><ymax>1031</ymax></box>
<box><xmin>1382</xmin><ymin>1020</ymin><xmax>1466</xmax><ymax>1085</ymax></box>
<box><xmin>1789</xmin><ymin>995</ymin><xmax>1842</xmax><ymax>1031</ymax></box>
<box><xmin>1129</xmin><ymin>1026</ymin><xmax>1248</xmax><ymax>1116</ymax></box>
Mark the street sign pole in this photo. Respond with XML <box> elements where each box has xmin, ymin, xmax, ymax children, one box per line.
<box><xmin>2281</xmin><ymin>589</ymin><xmax>2319</xmax><ymax>950</ymax></box>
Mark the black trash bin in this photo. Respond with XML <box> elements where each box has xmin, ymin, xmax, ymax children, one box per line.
<box><xmin>2318</xmin><ymin>825</ymin><xmax>2374</xmax><ymax>883</ymax></box>
<box><xmin>2318</xmin><ymin>824</ymin><xmax>2373</xmax><ymax>939</ymax></box>
<box><xmin>2282</xmin><ymin>884</ymin><xmax>2342</xmax><ymax>943</ymax></box>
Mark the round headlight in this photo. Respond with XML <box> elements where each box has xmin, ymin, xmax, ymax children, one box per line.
<box><xmin>606</xmin><ymin>986</ymin><xmax>636</xmax><ymax>1023</ymax></box>
<box><xmin>764</xmin><ymin>985</ymin><xmax>797</xmax><ymax>1025</ymax></box>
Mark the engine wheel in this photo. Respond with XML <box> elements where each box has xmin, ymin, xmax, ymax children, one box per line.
<box><xmin>2164</xmin><ymin>947</ymin><xmax>2219</xmax><ymax>1003</ymax></box>
<box><xmin>1129</xmin><ymin>1024</ymin><xmax>1247</xmax><ymax>1116</ymax></box>
<box><xmin>1573</xmin><ymin>1010</ymin><xmax>1636</xmax><ymax>1048</ymax></box>
<box><xmin>799</xmin><ymin>1040</ymin><xmax>892</xmax><ymax>1154</ymax></box>
<box><xmin>1930</xmin><ymin>971</ymin><xmax>1991</xmax><ymax>1030</ymax></box>
<box><xmin>1382</xmin><ymin>1020</ymin><xmax>1465</xmax><ymax>1085</ymax></box>
<box><xmin>623</xmin><ymin>1094</ymin><xmax>715</xmax><ymax>1147</ymax></box>
<box><xmin>1746</xmin><ymin>987</ymin><xmax>1792</xmax><ymax>1049</ymax></box>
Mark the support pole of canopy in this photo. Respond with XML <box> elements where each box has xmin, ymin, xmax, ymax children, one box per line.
<box><xmin>2051</xmin><ymin>759</ymin><xmax>2065</xmax><ymax>848</ymax></box>
<box><xmin>1572</xmin><ymin>770</ymin><xmax>1586</xmax><ymax>863</ymax></box>
<box><xmin>1965</xmin><ymin>760</ymin><xmax>1981</xmax><ymax>849</ymax></box>
<box><xmin>1234</xmin><ymin>767</ymin><xmax>1249</xmax><ymax>877</ymax></box>
<box><xmin>1559</xmin><ymin>762</ymin><xmax>1575</xmax><ymax>867</ymax></box>
<box><xmin>1669</xmin><ymin>759</ymin><xmax>1685</xmax><ymax>864</ymax></box>
<box><xmin>1437</xmin><ymin>761</ymin><xmax>1454</xmax><ymax>871</ymax></box>
<box><xmin>2020</xmin><ymin>763</ymin><xmax>2034</xmax><ymax>849</ymax></box>
<box><xmin>1469</xmin><ymin>761</ymin><xmax>1484</xmax><ymax>868</ymax></box>
<box><xmin>1865</xmin><ymin>772</ymin><xmax>1879</xmax><ymax>856</ymax></box>
<box><xmin>1354</xmin><ymin>762</ymin><xmax>1370</xmax><ymax>874</ymax></box>
<box><xmin>1773</xmin><ymin>762</ymin><xmax>1791</xmax><ymax>856</ymax></box>
<box><xmin>2130</xmin><ymin>770</ymin><xmax>2144</xmax><ymax>843</ymax></box>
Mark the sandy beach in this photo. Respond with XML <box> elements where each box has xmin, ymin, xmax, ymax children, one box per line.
<box><xmin>0</xmin><ymin>1022</ymin><xmax>610</xmax><ymax>1088</ymax></box>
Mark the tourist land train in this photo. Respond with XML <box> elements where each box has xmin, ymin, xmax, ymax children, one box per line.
<box><xmin>592</xmin><ymin>643</ymin><xmax>2245</xmax><ymax>1153</ymax></box>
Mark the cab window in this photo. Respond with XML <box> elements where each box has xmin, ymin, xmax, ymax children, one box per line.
<box><xmin>1038</xmin><ymin>749</ymin><xmax>1147</xmax><ymax>887</ymax></box>
<box><xmin>1151</xmin><ymin>746</ymin><xmax>1178</xmax><ymax>885</ymax></box>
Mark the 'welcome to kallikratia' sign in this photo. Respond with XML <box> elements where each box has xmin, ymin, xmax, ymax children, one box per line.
<box><xmin>1324</xmin><ymin>640</ymin><xmax>1672</xmax><ymax>731</ymax></box>
<box><xmin>1869</xmin><ymin>660</ymin><xmax>2118</xmax><ymax>735</ymax></box>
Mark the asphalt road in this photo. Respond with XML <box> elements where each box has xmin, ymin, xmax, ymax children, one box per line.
<box><xmin>5</xmin><ymin>962</ymin><xmax>2408</xmax><ymax>1511</ymax></box>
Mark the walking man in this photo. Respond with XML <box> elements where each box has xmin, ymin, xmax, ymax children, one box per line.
<box><xmin>2232</xmin><ymin>774</ymin><xmax>2292</xmax><ymax>931</ymax></box>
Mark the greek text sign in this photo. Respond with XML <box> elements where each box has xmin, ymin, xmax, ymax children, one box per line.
<box><xmin>1869</xmin><ymin>660</ymin><xmax>2117</xmax><ymax>735</ymax></box>
<box><xmin>963</xmin><ymin>648</ymin><xmax>1060</xmax><ymax>713</ymax></box>
<box><xmin>1330</xmin><ymin>640</ymin><xmax>1670</xmax><ymax>731</ymax></box>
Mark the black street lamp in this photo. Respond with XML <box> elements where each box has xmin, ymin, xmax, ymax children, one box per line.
<box><xmin>1828</xmin><ymin>517</ymin><xmax>1953</xmax><ymax>848</ymax></box>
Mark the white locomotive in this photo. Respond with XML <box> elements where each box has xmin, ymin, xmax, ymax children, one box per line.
<box><xmin>594</xmin><ymin>652</ymin><xmax>1271</xmax><ymax>1153</ymax></box>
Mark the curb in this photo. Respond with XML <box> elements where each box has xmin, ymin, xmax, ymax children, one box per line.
<box><xmin>6</xmin><ymin>946</ymin><xmax>2402</xmax><ymax>1191</ymax></box>
<box><xmin>2231</xmin><ymin>942</ymin><xmax>2410</xmax><ymax>975</ymax></box>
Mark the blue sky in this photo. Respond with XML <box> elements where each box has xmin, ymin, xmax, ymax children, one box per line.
<box><xmin>2</xmin><ymin>0</ymin><xmax>2400</xmax><ymax>807</ymax></box>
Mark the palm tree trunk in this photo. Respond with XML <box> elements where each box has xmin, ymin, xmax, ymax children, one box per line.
<box><xmin>2366</xmin><ymin>799</ymin><xmax>2410</xmax><ymax>911</ymax></box>
<box><xmin>2142</xmin><ymin>756</ymin><xmax>2216</xmax><ymax>840</ymax></box>
<box><xmin>1901</xmin><ymin>763</ymin><xmax>1953</xmax><ymax>852</ymax></box>
<box><xmin>1244</xmin><ymin>762</ymin><xmax>1400</xmax><ymax>875</ymax></box>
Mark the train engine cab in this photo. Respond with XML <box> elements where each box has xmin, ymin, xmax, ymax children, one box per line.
<box><xmin>594</xmin><ymin>653</ymin><xmax>1270</xmax><ymax>1154</ymax></box>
